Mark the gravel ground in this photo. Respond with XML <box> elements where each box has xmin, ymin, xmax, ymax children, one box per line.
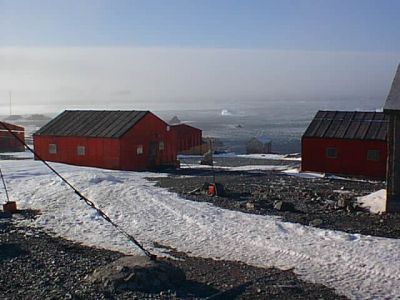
<box><xmin>152</xmin><ymin>157</ymin><xmax>398</xmax><ymax>239</ymax></box>
<box><xmin>0</xmin><ymin>211</ymin><xmax>345</xmax><ymax>300</ymax></box>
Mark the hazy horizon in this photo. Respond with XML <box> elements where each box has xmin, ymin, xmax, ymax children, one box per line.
<box><xmin>0</xmin><ymin>47</ymin><xmax>399</xmax><ymax>115</ymax></box>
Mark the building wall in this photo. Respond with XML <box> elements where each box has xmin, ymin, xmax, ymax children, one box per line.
<box><xmin>33</xmin><ymin>136</ymin><xmax>121</xmax><ymax>169</ymax></box>
<box><xmin>301</xmin><ymin>137</ymin><xmax>387</xmax><ymax>179</ymax></box>
<box><xmin>120</xmin><ymin>113</ymin><xmax>178</xmax><ymax>170</ymax></box>
<box><xmin>246</xmin><ymin>138</ymin><xmax>272</xmax><ymax>154</ymax></box>
<box><xmin>171</xmin><ymin>124</ymin><xmax>202</xmax><ymax>153</ymax></box>
<box><xmin>0</xmin><ymin>123</ymin><xmax>25</xmax><ymax>152</ymax></box>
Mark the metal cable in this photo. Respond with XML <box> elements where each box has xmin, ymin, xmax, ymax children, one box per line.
<box><xmin>0</xmin><ymin>167</ymin><xmax>10</xmax><ymax>202</ymax></box>
<box><xmin>0</xmin><ymin>121</ymin><xmax>155</xmax><ymax>260</ymax></box>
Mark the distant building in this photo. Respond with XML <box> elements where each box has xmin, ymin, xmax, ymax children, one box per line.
<box><xmin>169</xmin><ymin>116</ymin><xmax>181</xmax><ymax>125</ymax></box>
<box><xmin>302</xmin><ymin>111</ymin><xmax>388</xmax><ymax>179</ymax></box>
<box><xmin>33</xmin><ymin>110</ymin><xmax>178</xmax><ymax>171</ymax></box>
<box><xmin>246</xmin><ymin>136</ymin><xmax>272</xmax><ymax>154</ymax></box>
<box><xmin>0</xmin><ymin>122</ymin><xmax>25</xmax><ymax>152</ymax></box>
<box><xmin>171</xmin><ymin>123</ymin><xmax>203</xmax><ymax>154</ymax></box>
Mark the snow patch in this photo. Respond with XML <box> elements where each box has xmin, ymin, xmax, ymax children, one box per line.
<box><xmin>357</xmin><ymin>189</ymin><xmax>386</xmax><ymax>213</ymax></box>
<box><xmin>282</xmin><ymin>168</ymin><xmax>326</xmax><ymax>179</ymax></box>
<box><xmin>238</xmin><ymin>153</ymin><xmax>301</xmax><ymax>161</ymax></box>
<box><xmin>180</xmin><ymin>164</ymin><xmax>289</xmax><ymax>172</ymax></box>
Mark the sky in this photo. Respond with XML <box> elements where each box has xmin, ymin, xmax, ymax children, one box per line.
<box><xmin>0</xmin><ymin>0</ymin><xmax>400</xmax><ymax>114</ymax></box>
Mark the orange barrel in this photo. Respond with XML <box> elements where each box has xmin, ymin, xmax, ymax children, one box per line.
<box><xmin>208</xmin><ymin>184</ymin><xmax>216</xmax><ymax>196</ymax></box>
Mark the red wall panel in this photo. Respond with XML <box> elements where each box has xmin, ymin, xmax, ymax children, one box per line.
<box><xmin>171</xmin><ymin>124</ymin><xmax>202</xmax><ymax>153</ymax></box>
<box><xmin>0</xmin><ymin>124</ymin><xmax>25</xmax><ymax>152</ymax></box>
<box><xmin>33</xmin><ymin>136</ymin><xmax>121</xmax><ymax>169</ymax></box>
<box><xmin>301</xmin><ymin>137</ymin><xmax>387</xmax><ymax>179</ymax></box>
<box><xmin>120</xmin><ymin>113</ymin><xmax>178</xmax><ymax>170</ymax></box>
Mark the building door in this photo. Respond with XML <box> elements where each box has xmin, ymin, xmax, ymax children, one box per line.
<box><xmin>148</xmin><ymin>142</ymin><xmax>158</xmax><ymax>167</ymax></box>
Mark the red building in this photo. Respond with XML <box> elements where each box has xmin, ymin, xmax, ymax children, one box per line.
<box><xmin>0</xmin><ymin>122</ymin><xmax>25</xmax><ymax>152</ymax></box>
<box><xmin>302</xmin><ymin>111</ymin><xmax>388</xmax><ymax>179</ymax></box>
<box><xmin>33</xmin><ymin>110</ymin><xmax>178</xmax><ymax>171</ymax></box>
<box><xmin>171</xmin><ymin>124</ymin><xmax>202</xmax><ymax>154</ymax></box>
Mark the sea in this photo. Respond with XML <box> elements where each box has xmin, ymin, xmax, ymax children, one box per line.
<box><xmin>4</xmin><ymin>97</ymin><xmax>383</xmax><ymax>154</ymax></box>
<box><xmin>155</xmin><ymin>98</ymin><xmax>384</xmax><ymax>154</ymax></box>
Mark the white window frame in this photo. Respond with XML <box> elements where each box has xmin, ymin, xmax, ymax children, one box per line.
<box><xmin>49</xmin><ymin>144</ymin><xmax>57</xmax><ymax>154</ymax></box>
<box><xmin>159</xmin><ymin>141</ymin><xmax>165</xmax><ymax>151</ymax></box>
<box><xmin>137</xmin><ymin>145</ymin><xmax>144</xmax><ymax>155</ymax></box>
<box><xmin>77</xmin><ymin>145</ymin><xmax>86</xmax><ymax>156</ymax></box>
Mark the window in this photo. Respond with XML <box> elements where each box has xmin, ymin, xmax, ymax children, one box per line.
<box><xmin>49</xmin><ymin>144</ymin><xmax>57</xmax><ymax>154</ymax></box>
<box><xmin>137</xmin><ymin>145</ymin><xmax>143</xmax><ymax>155</ymax></box>
<box><xmin>326</xmin><ymin>147</ymin><xmax>337</xmax><ymax>159</ymax></box>
<box><xmin>367</xmin><ymin>150</ymin><xmax>380</xmax><ymax>161</ymax></box>
<box><xmin>77</xmin><ymin>145</ymin><xmax>85</xmax><ymax>156</ymax></box>
<box><xmin>159</xmin><ymin>141</ymin><xmax>165</xmax><ymax>151</ymax></box>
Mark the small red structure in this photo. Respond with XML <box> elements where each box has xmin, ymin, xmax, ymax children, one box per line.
<box><xmin>0</xmin><ymin>122</ymin><xmax>25</xmax><ymax>152</ymax></box>
<box><xmin>171</xmin><ymin>124</ymin><xmax>202</xmax><ymax>154</ymax></box>
<box><xmin>302</xmin><ymin>111</ymin><xmax>388</xmax><ymax>179</ymax></box>
<box><xmin>33</xmin><ymin>110</ymin><xmax>178</xmax><ymax>171</ymax></box>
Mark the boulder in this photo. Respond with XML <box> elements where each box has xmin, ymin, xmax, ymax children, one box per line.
<box><xmin>337</xmin><ymin>198</ymin><xmax>351</xmax><ymax>209</ymax></box>
<box><xmin>88</xmin><ymin>255</ymin><xmax>185</xmax><ymax>292</ymax></box>
<box><xmin>273</xmin><ymin>201</ymin><xmax>295</xmax><ymax>212</ymax></box>
<box><xmin>200</xmin><ymin>150</ymin><xmax>213</xmax><ymax>166</ymax></box>
<box><xmin>309</xmin><ymin>219</ymin><xmax>323</xmax><ymax>227</ymax></box>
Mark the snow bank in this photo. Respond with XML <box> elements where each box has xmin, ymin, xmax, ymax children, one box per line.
<box><xmin>237</xmin><ymin>153</ymin><xmax>301</xmax><ymax>161</ymax></box>
<box><xmin>2</xmin><ymin>160</ymin><xmax>400</xmax><ymax>299</ymax></box>
<box><xmin>282</xmin><ymin>168</ymin><xmax>326</xmax><ymax>179</ymax></box>
<box><xmin>358</xmin><ymin>189</ymin><xmax>386</xmax><ymax>213</ymax></box>
<box><xmin>0</xmin><ymin>150</ymin><xmax>34</xmax><ymax>160</ymax></box>
<box><xmin>180</xmin><ymin>163</ymin><xmax>289</xmax><ymax>172</ymax></box>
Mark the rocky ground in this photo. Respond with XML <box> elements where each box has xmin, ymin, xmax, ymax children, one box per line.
<box><xmin>153</xmin><ymin>156</ymin><xmax>398</xmax><ymax>239</ymax></box>
<box><xmin>0</xmin><ymin>211</ymin><xmax>344</xmax><ymax>299</ymax></box>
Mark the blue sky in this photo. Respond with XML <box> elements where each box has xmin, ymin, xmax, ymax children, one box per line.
<box><xmin>1</xmin><ymin>0</ymin><xmax>400</xmax><ymax>51</ymax></box>
<box><xmin>0</xmin><ymin>1</ymin><xmax>399</xmax><ymax>114</ymax></box>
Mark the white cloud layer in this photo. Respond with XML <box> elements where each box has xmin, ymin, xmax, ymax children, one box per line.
<box><xmin>0</xmin><ymin>47</ymin><xmax>398</xmax><ymax>114</ymax></box>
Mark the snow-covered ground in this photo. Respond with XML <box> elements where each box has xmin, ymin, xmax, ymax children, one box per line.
<box><xmin>1</xmin><ymin>159</ymin><xmax>398</xmax><ymax>299</ymax></box>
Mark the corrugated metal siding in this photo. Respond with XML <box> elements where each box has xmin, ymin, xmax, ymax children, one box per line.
<box><xmin>303</xmin><ymin>110</ymin><xmax>388</xmax><ymax>141</ymax></box>
<box><xmin>35</xmin><ymin>110</ymin><xmax>149</xmax><ymax>138</ymax></box>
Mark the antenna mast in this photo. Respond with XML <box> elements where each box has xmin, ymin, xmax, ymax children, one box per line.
<box><xmin>8</xmin><ymin>91</ymin><xmax>12</xmax><ymax>116</ymax></box>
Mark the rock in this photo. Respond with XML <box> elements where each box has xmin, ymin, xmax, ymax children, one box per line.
<box><xmin>88</xmin><ymin>255</ymin><xmax>186</xmax><ymax>292</ymax></box>
<box><xmin>309</xmin><ymin>219</ymin><xmax>323</xmax><ymax>227</ymax></box>
<box><xmin>273</xmin><ymin>201</ymin><xmax>295</xmax><ymax>212</ymax></box>
<box><xmin>246</xmin><ymin>202</ymin><xmax>256</xmax><ymax>210</ymax></box>
<box><xmin>200</xmin><ymin>150</ymin><xmax>213</xmax><ymax>166</ymax></box>
<box><xmin>188</xmin><ymin>187</ymin><xmax>201</xmax><ymax>195</ymax></box>
<box><xmin>337</xmin><ymin>198</ymin><xmax>351</xmax><ymax>209</ymax></box>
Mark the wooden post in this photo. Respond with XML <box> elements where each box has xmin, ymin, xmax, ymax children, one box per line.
<box><xmin>384</xmin><ymin>64</ymin><xmax>400</xmax><ymax>212</ymax></box>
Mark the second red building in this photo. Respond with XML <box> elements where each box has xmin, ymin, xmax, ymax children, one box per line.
<box><xmin>302</xmin><ymin>111</ymin><xmax>388</xmax><ymax>179</ymax></box>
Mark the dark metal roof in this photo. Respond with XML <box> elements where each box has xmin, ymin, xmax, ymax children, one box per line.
<box><xmin>384</xmin><ymin>64</ymin><xmax>400</xmax><ymax>112</ymax></box>
<box><xmin>303</xmin><ymin>111</ymin><xmax>388</xmax><ymax>141</ymax></box>
<box><xmin>0</xmin><ymin>121</ymin><xmax>24</xmax><ymax>132</ymax></box>
<box><xmin>171</xmin><ymin>123</ymin><xmax>202</xmax><ymax>132</ymax></box>
<box><xmin>34</xmin><ymin>110</ymin><xmax>149</xmax><ymax>138</ymax></box>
